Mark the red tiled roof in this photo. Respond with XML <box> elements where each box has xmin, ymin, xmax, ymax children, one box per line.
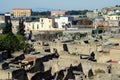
<box><xmin>98</xmin><ymin>24</ymin><xmax>104</xmax><ymax>27</ymax></box>
<box><xmin>107</xmin><ymin>59</ymin><xmax>118</xmax><ymax>63</ymax></box>
<box><xmin>22</xmin><ymin>57</ymin><xmax>36</xmax><ymax>63</ymax></box>
<box><xmin>112</xmin><ymin>46</ymin><xmax>120</xmax><ymax>49</ymax></box>
<box><xmin>104</xmin><ymin>26</ymin><xmax>109</xmax><ymax>29</ymax></box>
<box><xmin>102</xmin><ymin>50</ymin><xmax>110</xmax><ymax>54</ymax></box>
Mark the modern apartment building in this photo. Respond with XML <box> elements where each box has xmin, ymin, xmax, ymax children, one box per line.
<box><xmin>24</xmin><ymin>17</ymin><xmax>66</xmax><ymax>31</ymax></box>
<box><xmin>0</xmin><ymin>15</ymin><xmax>5</xmax><ymax>23</ymax></box>
<box><xmin>93</xmin><ymin>16</ymin><xmax>105</xmax><ymax>28</ymax></box>
<box><xmin>106</xmin><ymin>14</ymin><xmax>120</xmax><ymax>27</ymax></box>
<box><xmin>25</xmin><ymin>18</ymin><xmax>62</xmax><ymax>31</ymax></box>
<box><xmin>11</xmin><ymin>19</ymin><xmax>19</xmax><ymax>33</ymax></box>
<box><xmin>86</xmin><ymin>12</ymin><xmax>98</xmax><ymax>19</ymax></box>
<box><xmin>51</xmin><ymin>10</ymin><xmax>66</xmax><ymax>17</ymax></box>
<box><xmin>107</xmin><ymin>14</ymin><xmax>120</xmax><ymax>21</ymax></box>
<box><xmin>39</xmin><ymin>18</ymin><xmax>55</xmax><ymax>30</ymax></box>
<box><xmin>12</xmin><ymin>8</ymin><xmax>32</xmax><ymax>17</ymax></box>
<box><xmin>55</xmin><ymin>17</ymin><xmax>73</xmax><ymax>28</ymax></box>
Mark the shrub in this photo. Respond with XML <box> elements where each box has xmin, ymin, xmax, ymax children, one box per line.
<box><xmin>95</xmin><ymin>68</ymin><xmax>105</xmax><ymax>74</ymax></box>
<box><xmin>71</xmin><ymin>52</ymin><xmax>76</xmax><ymax>55</ymax></box>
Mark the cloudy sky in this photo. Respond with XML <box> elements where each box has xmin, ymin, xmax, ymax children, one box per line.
<box><xmin>0</xmin><ymin>0</ymin><xmax>119</xmax><ymax>12</ymax></box>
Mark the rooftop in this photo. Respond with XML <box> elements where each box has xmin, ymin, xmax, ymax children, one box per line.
<box><xmin>13</xmin><ymin>8</ymin><xmax>32</xmax><ymax>10</ymax></box>
<box><xmin>112</xmin><ymin>46</ymin><xmax>120</xmax><ymax>50</ymax></box>
<box><xmin>22</xmin><ymin>56</ymin><xmax>36</xmax><ymax>63</ymax></box>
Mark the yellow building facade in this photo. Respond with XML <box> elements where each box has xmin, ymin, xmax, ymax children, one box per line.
<box><xmin>51</xmin><ymin>10</ymin><xmax>66</xmax><ymax>16</ymax></box>
<box><xmin>12</xmin><ymin>8</ymin><xmax>32</xmax><ymax>17</ymax></box>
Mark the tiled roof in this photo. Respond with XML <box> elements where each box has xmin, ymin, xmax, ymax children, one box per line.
<box><xmin>22</xmin><ymin>56</ymin><xmax>36</xmax><ymax>63</ymax></box>
<box><xmin>107</xmin><ymin>59</ymin><xmax>118</xmax><ymax>63</ymax></box>
<box><xmin>13</xmin><ymin>8</ymin><xmax>32</xmax><ymax>10</ymax></box>
<box><xmin>112</xmin><ymin>46</ymin><xmax>120</xmax><ymax>50</ymax></box>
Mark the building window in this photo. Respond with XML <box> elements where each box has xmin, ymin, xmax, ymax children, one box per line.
<box><xmin>41</xmin><ymin>23</ymin><xmax>43</xmax><ymax>28</ymax></box>
<box><xmin>37</xmin><ymin>24</ymin><xmax>39</xmax><ymax>29</ymax></box>
<box><xmin>32</xmin><ymin>23</ymin><xmax>34</xmax><ymax>29</ymax></box>
<box><xmin>41</xmin><ymin>19</ymin><xmax>43</xmax><ymax>22</ymax></box>
<box><xmin>49</xmin><ymin>25</ymin><xmax>51</xmax><ymax>28</ymax></box>
<box><xmin>62</xmin><ymin>22</ymin><xmax>65</xmax><ymax>25</ymax></box>
<box><xmin>118</xmin><ymin>17</ymin><xmax>120</xmax><ymax>20</ymax></box>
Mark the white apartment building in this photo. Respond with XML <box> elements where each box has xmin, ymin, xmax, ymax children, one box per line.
<box><xmin>86</xmin><ymin>12</ymin><xmax>98</xmax><ymax>19</ymax></box>
<box><xmin>55</xmin><ymin>17</ymin><xmax>73</xmax><ymax>28</ymax></box>
<box><xmin>93</xmin><ymin>14</ymin><xmax>120</xmax><ymax>28</ymax></box>
<box><xmin>107</xmin><ymin>14</ymin><xmax>120</xmax><ymax>27</ymax></box>
<box><xmin>11</xmin><ymin>20</ymin><xmax>19</xmax><ymax>33</ymax></box>
<box><xmin>0</xmin><ymin>15</ymin><xmax>5</xmax><ymax>23</ymax></box>
<box><xmin>24</xmin><ymin>18</ymin><xmax>65</xmax><ymax>32</ymax></box>
<box><xmin>107</xmin><ymin>14</ymin><xmax>120</xmax><ymax>21</ymax></box>
<box><xmin>93</xmin><ymin>16</ymin><xmax>105</xmax><ymax>28</ymax></box>
<box><xmin>25</xmin><ymin>18</ymin><xmax>54</xmax><ymax>31</ymax></box>
<box><xmin>39</xmin><ymin>18</ymin><xmax>54</xmax><ymax>30</ymax></box>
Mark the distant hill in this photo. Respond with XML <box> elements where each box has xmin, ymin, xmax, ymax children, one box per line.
<box><xmin>0</xmin><ymin>11</ymin><xmax>5</xmax><ymax>14</ymax></box>
<box><xmin>32</xmin><ymin>8</ymin><xmax>56</xmax><ymax>12</ymax></box>
<box><xmin>0</xmin><ymin>9</ymin><xmax>10</xmax><ymax>14</ymax></box>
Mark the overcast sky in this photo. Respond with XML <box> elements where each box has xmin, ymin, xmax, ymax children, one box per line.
<box><xmin>0</xmin><ymin>0</ymin><xmax>120</xmax><ymax>12</ymax></box>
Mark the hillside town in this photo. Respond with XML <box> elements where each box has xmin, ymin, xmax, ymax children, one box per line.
<box><xmin>0</xmin><ymin>5</ymin><xmax>120</xmax><ymax>80</ymax></box>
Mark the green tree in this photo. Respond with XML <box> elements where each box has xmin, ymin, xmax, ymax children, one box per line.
<box><xmin>0</xmin><ymin>33</ymin><xmax>29</xmax><ymax>53</ymax></box>
<box><xmin>31</xmin><ymin>11</ymin><xmax>50</xmax><ymax>16</ymax></box>
<box><xmin>17</xmin><ymin>18</ymin><xmax>25</xmax><ymax>36</ymax></box>
<box><xmin>16</xmin><ymin>34</ymin><xmax>28</xmax><ymax>49</ymax></box>
<box><xmin>2</xmin><ymin>32</ymin><xmax>20</xmax><ymax>52</ymax></box>
<box><xmin>0</xmin><ymin>34</ymin><xmax>6</xmax><ymax>51</ymax></box>
<box><xmin>97</xmin><ymin>26</ymin><xmax>104</xmax><ymax>34</ymax></box>
<box><xmin>66</xmin><ymin>10</ymin><xmax>89</xmax><ymax>15</ymax></box>
<box><xmin>116</xmin><ymin>5</ymin><xmax>118</xmax><ymax>7</ymax></box>
<box><xmin>2</xmin><ymin>20</ymin><xmax>12</xmax><ymax>34</ymax></box>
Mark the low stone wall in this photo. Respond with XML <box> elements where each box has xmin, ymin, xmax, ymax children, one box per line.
<box><xmin>50</xmin><ymin>42</ymin><xmax>64</xmax><ymax>53</ymax></box>
<box><xmin>50</xmin><ymin>42</ymin><xmax>97</xmax><ymax>55</ymax></box>
<box><xmin>28</xmin><ymin>53</ymin><xmax>59</xmax><ymax>73</ymax></box>
<box><xmin>0</xmin><ymin>68</ymin><xmax>28</xmax><ymax>80</ymax></box>
<box><xmin>95</xmin><ymin>73</ymin><xmax>120</xmax><ymax>80</ymax></box>
<box><xmin>0</xmin><ymin>50</ymin><xmax>9</xmax><ymax>61</ymax></box>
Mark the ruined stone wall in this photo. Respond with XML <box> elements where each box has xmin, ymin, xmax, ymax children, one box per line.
<box><xmin>0</xmin><ymin>70</ymin><xmax>12</xmax><ymax>79</ymax></box>
<box><xmin>43</xmin><ymin>57</ymin><xmax>111</xmax><ymax>76</ymax></box>
<box><xmin>50</xmin><ymin>42</ymin><xmax>64</xmax><ymax>53</ymax></box>
<box><xmin>67</xmin><ymin>44</ymin><xmax>95</xmax><ymax>55</ymax></box>
<box><xmin>81</xmin><ymin>60</ymin><xmax>120</xmax><ymax>75</ymax></box>
<box><xmin>95</xmin><ymin>73</ymin><xmax>120</xmax><ymax>80</ymax></box>
<box><xmin>96</xmin><ymin>53</ymin><xmax>110</xmax><ymax>63</ymax></box>
<box><xmin>110</xmin><ymin>49</ymin><xmax>120</xmax><ymax>61</ymax></box>
<box><xmin>109</xmin><ymin>38</ymin><xmax>120</xmax><ymax>44</ymax></box>
<box><xmin>111</xmin><ymin>64</ymin><xmax>120</xmax><ymax>74</ymax></box>
<box><xmin>50</xmin><ymin>42</ymin><xmax>97</xmax><ymax>55</ymax></box>
<box><xmin>81</xmin><ymin>60</ymin><xmax>108</xmax><ymax>75</ymax></box>
<box><xmin>33</xmin><ymin>42</ymin><xmax>45</xmax><ymax>53</ymax></box>
<box><xmin>0</xmin><ymin>69</ymin><xmax>28</xmax><ymax>80</ymax></box>
<box><xmin>31</xmin><ymin>54</ymin><xmax>120</xmax><ymax>80</ymax></box>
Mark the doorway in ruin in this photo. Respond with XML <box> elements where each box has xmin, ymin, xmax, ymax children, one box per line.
<box><xmin>53</xmin><ymin>48</ymin><xmax>58</xmax><ymax>53</ymax></box>
<box><xmin>64</xmin><ymin>68</ymin><xmax>75</xmax><ymax>80</ymax></box>
<box><xmin>88</xmin><ymin>69</ymin><xmax>94</xmax><ymax>78</ymax></box>
<box><xmin>63</xmin><ymin>44</ymin><xmax>68</xmax><ymax>52</ymax></box>
<box><xmin>56</xmin><ymin>70</ymin><xmax>64</xmax><ymax>80</ymax></box>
